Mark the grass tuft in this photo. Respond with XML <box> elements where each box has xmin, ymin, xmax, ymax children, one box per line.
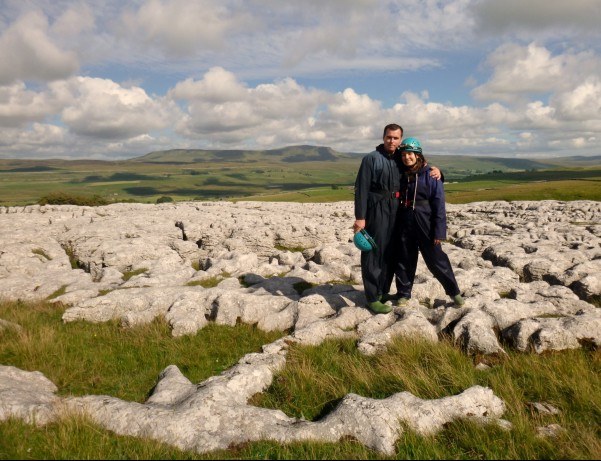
<box><xmin>61</xmin><ymin>243</ymin><xmax>79</xmax><ymax>269</ymax></box>
<box><xmin>186</xmin><ymin>276</ymin><xmax>222</xmax><ymax>288</ymax></box>
<box><xmin>46</xmin><ymin>285</ymin><xmax>68</xmax><ymax>300</ymax></box>
<box><xmin>275</xmin><ymin>244</ymin><xmax>307</xmax><ymax>253</ymax></box>
<box><xmin>32</xmin><ymin>248</ymin><xmax>51</xmax><ymax>260</ymax></box>
<box><xmin>38</xmin><ymin>191</ymin><xmax>109</xmax><ymax>206</ymax></box>
<box><xmin>121</xmin><ymin>267</ymin><xmax>148</xmax><ymax>281</ymax></box>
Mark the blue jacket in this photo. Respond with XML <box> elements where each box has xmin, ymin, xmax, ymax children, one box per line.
<box><xmin>399</xmin><ymin>163</ymin><xmax>447</xmax><ymax>240</ymax></box>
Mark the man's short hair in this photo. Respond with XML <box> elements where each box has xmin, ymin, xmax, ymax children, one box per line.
<box><xmin>383</xmin><ymin>123</ymin><xmax>404</xmax><ymax>138</ymax></box>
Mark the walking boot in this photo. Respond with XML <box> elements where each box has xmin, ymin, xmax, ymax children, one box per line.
<box><xmin>396</xmin><ymin>297</ymin><xmax>410</xmax><ymax>307</ymax></box>
<box><xmin>453</xmin><ymin>294</ymin><xmax>465</xmax><ymax>307</ymax></box>
<box><xmin>368</xmin><ymin>301</ymin><xmax>393</xmax><ymax>314</ymax></box>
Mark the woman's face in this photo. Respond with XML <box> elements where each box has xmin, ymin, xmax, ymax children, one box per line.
<box><xmin>401</xmin><ymin>151</ymin><xmax>417</xmax><ymax>167</ymax></box>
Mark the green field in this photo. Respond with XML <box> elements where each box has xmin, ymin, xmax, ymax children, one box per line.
<box><xmin>0</xmin><ymin>147</ymin><xmax>599</xmax><ymax>205</ymax></box>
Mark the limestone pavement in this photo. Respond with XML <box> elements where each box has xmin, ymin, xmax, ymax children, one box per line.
<box><xmin>0</xmin><ymin>200</ymin><xmax>599</xmax><ymax>453</ymax></box>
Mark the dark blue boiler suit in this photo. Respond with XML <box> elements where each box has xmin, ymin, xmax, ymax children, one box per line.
<box><xmin>354</xmin><ymin>144</ymin><xmax>402</xmax><ymax>303</ymax></box>
<box><xmin>395</xmin><ymin>163</ymin><xmax>460</xmax><ymax>299</ymax></box>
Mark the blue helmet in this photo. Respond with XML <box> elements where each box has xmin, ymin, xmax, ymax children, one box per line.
<box><xmin>354</xmin><ymin>229</ymin><xmax>378</xmax><ymax>252</ymax></box>
<box><xmin>401</xmin><ymin>137</ymin><xmax>422</xmax><ymax>153</ymax></box>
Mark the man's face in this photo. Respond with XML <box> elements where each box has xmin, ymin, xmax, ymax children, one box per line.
<box><xmin>383</xmin><ymin>129</ymin><xmax>402</xmax><ymax>154</ymax></box>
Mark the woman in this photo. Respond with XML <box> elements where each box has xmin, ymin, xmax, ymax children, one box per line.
<box><xmin>394</xmin><ymin>137</ymin><xmax>464</xmax><ymax>307</ymax></box>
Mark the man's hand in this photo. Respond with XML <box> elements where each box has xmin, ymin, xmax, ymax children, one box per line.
<box><xmin>353</xmin><ymin>219</ymin><xmax>365</xmax><ymax>233</ymax></box>
<box><xmin>430</xmin><ymin>166</ymin><xmax>441</xmax><ymax>180</ymax></box>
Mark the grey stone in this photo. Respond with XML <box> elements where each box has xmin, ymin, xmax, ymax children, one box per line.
<box><xmin>528</xmin><ymin>401</ymin><xmax>561</xmax><ymax>415</ymax></box>
<box><xmin>0</xmin><ymin>365</ymin><xmax>59</xmax><ymax>425</ymax></box>
<box><xmin>2</xmin><ymin>200</ymin><xmax>601</xmax><ymax>453</ymax></box>
<box><xmin>536</xmin><ymin>424</ymin><xmax>564</xmax><ymax>438</ymax></box>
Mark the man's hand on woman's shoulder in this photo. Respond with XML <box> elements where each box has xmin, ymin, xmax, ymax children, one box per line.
<box><xmin>429</xmin><ymin>165</ymin><xmax>443</xmax><ymax>181</ymax></box>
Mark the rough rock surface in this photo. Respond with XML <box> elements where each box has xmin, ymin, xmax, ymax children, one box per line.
<box><xmin>1</xmin><ymin>357</ymin><xmax>506</xmax><ymax>456</ymax></box>
<box><xmin>1</xmin><ymin>199</ymin><xmax>599</xmax><ymax>453</ymax></box>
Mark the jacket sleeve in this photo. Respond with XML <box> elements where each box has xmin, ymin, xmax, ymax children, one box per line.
<box><xmin>429</xmin><ymin>175</ymin><xmax>447</xmax><ymax>240</ymax></box>
<box><xmin>354</xmin><ymin>156</ymin><xmax>372</xmax><ymax>220</ymax></box>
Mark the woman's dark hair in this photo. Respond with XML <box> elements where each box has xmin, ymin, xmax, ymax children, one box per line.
<box><xmin>415</xmin><ymin>151</ymin><xmax>426</xmax><ymax>170</ymax></box>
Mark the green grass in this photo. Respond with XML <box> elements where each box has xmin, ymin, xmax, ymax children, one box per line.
<box><xmin>274</xmin><ymin>244</ymin><xmax>308</xmax><ymax>253</ymax></box>
<box><xmin>61</xmin><ymin>243</ymin><xmax>79</xmax><ymax>269</ymax></box>
<box><xmin>1</xmin><ymin>154</ymin><xmax>598</xmax><ymax>206</ymax></box>
<box><xmin>251</xmin><ymin>337</ymin><xmax>600</xmax><ymax>459</ymax></box>
<box><xmin>0</xmin><ymin>155</ymin><xmax>360</xmax><ymax>206</ymax></box>
<box><xmin>0</xmin><ymin>300</ymin><xmax>282</xmax><ymax>402</ymax></box>
<box><xmin>445</xmin><ymin>178</ymin><xmax>601</xmax><ymax>203</ymax></box>
<box><xmin>241</xmin><ymin>186</ymin><xmax>356</xmax><ymax>203</ymax></box>
<box><xmin>46</xmin><ymin>285</ymin><xmax>68</xmax><ymax>300</ymax></box>
<box><xmin>1</xmin><ymin>300</ymin><xmax>599</xmax><ymax>459</ymax></box>
<box><xmin>31</xmin><ymin>248</ymin><xmax>51</xmax><ymax>260</ymax></box>
<box><xmin>185</xmin><ymin>272</ymin><xmax>231</xmax><ymax>288</ymax></box>
<box><xmin>121</xmin><ymin>267</ymin><xmax>148</xmax><ymax>282</ymax></box>
<box><xmin>186</xmin><ymin>275</ymin><xmax>223</xmax><ymax>287</ymax></box>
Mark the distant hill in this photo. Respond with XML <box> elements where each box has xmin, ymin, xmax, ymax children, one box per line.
<box><xmin>423</xmin><ymin>154</ymin><xmax>600</xmax><ymax>179</ymax></box>
<box><xmin>132</xmin><ymin>146</ymin><xmax>600</xmax><ymax>170</ymax></box>
<box><xmin>541</xmin><ymin>155</ymin><xmax>601</xmax><ymax>167</ymax></box>
<box><xmin>131</xmin><ymin>145</ymin><xmax>355</xmax><ymax>164</ymax></box>
<box><xmin>421</xmin><ymin>155</ymin><xmax>557</xmax><ymax>179</ymax></box>
<box><xmin>1</xmin><ymin>146</ymin><xmax>598</xmax><ymax>206</ymax></box>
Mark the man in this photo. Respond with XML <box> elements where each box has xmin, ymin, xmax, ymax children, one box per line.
<box><xmin>353</xmin><ymin>124</ymin><xmax>441</xmax><ymax>313</ymax></box>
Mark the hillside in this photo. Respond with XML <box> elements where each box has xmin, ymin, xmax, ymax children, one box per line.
<box><xmin>413</xmin><ymin>155</ymin><xmax>556</xmax><ymax>180</ymax></box>
<box><xmin>129</xmin><ymin>146</ymin><xmax>573</xmax><ymax>177</ymax></box>
<box><xmin>131</xmin><ymin>145</ymin><xmax>354</xmax><ymax>164</ymax></box>
<box><xmin>0</xmin><ymin>147</ymin><xmax>599</xmax><ymax>206</ymax></box>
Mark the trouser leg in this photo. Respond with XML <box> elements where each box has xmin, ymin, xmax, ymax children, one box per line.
<box><xmin>418</xmin><ymin>239</ymin><xmax>461</xmax><ymax>296</ymax></box>
<box><xmin>362</xmin><ymin>202</ymin><xmax>395</xmax><ymax>303</ymax></box>
<box><xmin>394</xmin><ymin>228</ymin><xmax>419</xmax><ymax>299</ymax></box>
<box><xmin>382</xmin><ymin>225</ymin><xmax>399</xmax><ymax>296</ymax></box>
<box><xmin>361</xmin><ymin>247</ymin><xmax>383</xmax><ymax>303</ymax></box>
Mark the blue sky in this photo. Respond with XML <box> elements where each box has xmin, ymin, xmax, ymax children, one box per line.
<box><xmin>1</xmin><ymin>0</ymin><xmax>600</xmax><ymax>160</ymax></box>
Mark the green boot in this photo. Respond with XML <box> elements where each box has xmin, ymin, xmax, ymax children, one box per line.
<box><xmin>453</xmin><ymin>294</ymin><xmax>465</xmax><ymax>307</ymax></box>
<box><xmin>368</xmin><ymin>301</ymin><xmax>393</xmax><ymax>314</ymax></box>
<box><xmin>396</xmin><ymin>297</ymin><xmax>410</xmax><ymax>307</ymax></box>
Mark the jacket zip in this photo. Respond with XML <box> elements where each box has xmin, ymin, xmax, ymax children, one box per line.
<box><xmin>412</xmin><ymin>172</ymin><xmax>418</xmax><ymax>210</ymax></box>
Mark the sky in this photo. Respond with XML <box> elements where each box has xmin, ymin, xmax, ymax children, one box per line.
<box><xmin>1</xmin><ymin>0</ymin><xmax>601</xmax><ymax>160</ymax></box>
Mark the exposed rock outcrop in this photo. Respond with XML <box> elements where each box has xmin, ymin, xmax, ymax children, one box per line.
<box><xmin>1</xmin><ymin>199</ymin><xmax>599</xmax><ymax>454</ymax></box>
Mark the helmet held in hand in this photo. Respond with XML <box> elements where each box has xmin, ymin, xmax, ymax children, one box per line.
<box><xmin>354</xmin><ymin>229</ymin><xmax>378</xmax><ymax>252</ymax></box>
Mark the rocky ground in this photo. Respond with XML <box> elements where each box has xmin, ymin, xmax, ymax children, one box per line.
<box><xmin>0</xmin><ymin>200</ymin><xmax>599</xmax><ymax>454</ymax></box>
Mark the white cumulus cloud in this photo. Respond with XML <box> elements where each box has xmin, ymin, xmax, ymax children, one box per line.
<box><xmin>472</xmin><ymin>43</ymin><xmax>601</xmax><ymax>103</ymax></box>
<box><xmin>52</xmin><ymin>76</ymin><xmax>179</xmax><ymax>139</ymax></box>
<box><xmin>118</xmin><ymin>0</ymin><xmax>253</xmax><ymax>56</ymax></box>
<box><xmin>0</xmin><ymin>10</ymin><xmax>79</xmax><ymax>84</ymax></box>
